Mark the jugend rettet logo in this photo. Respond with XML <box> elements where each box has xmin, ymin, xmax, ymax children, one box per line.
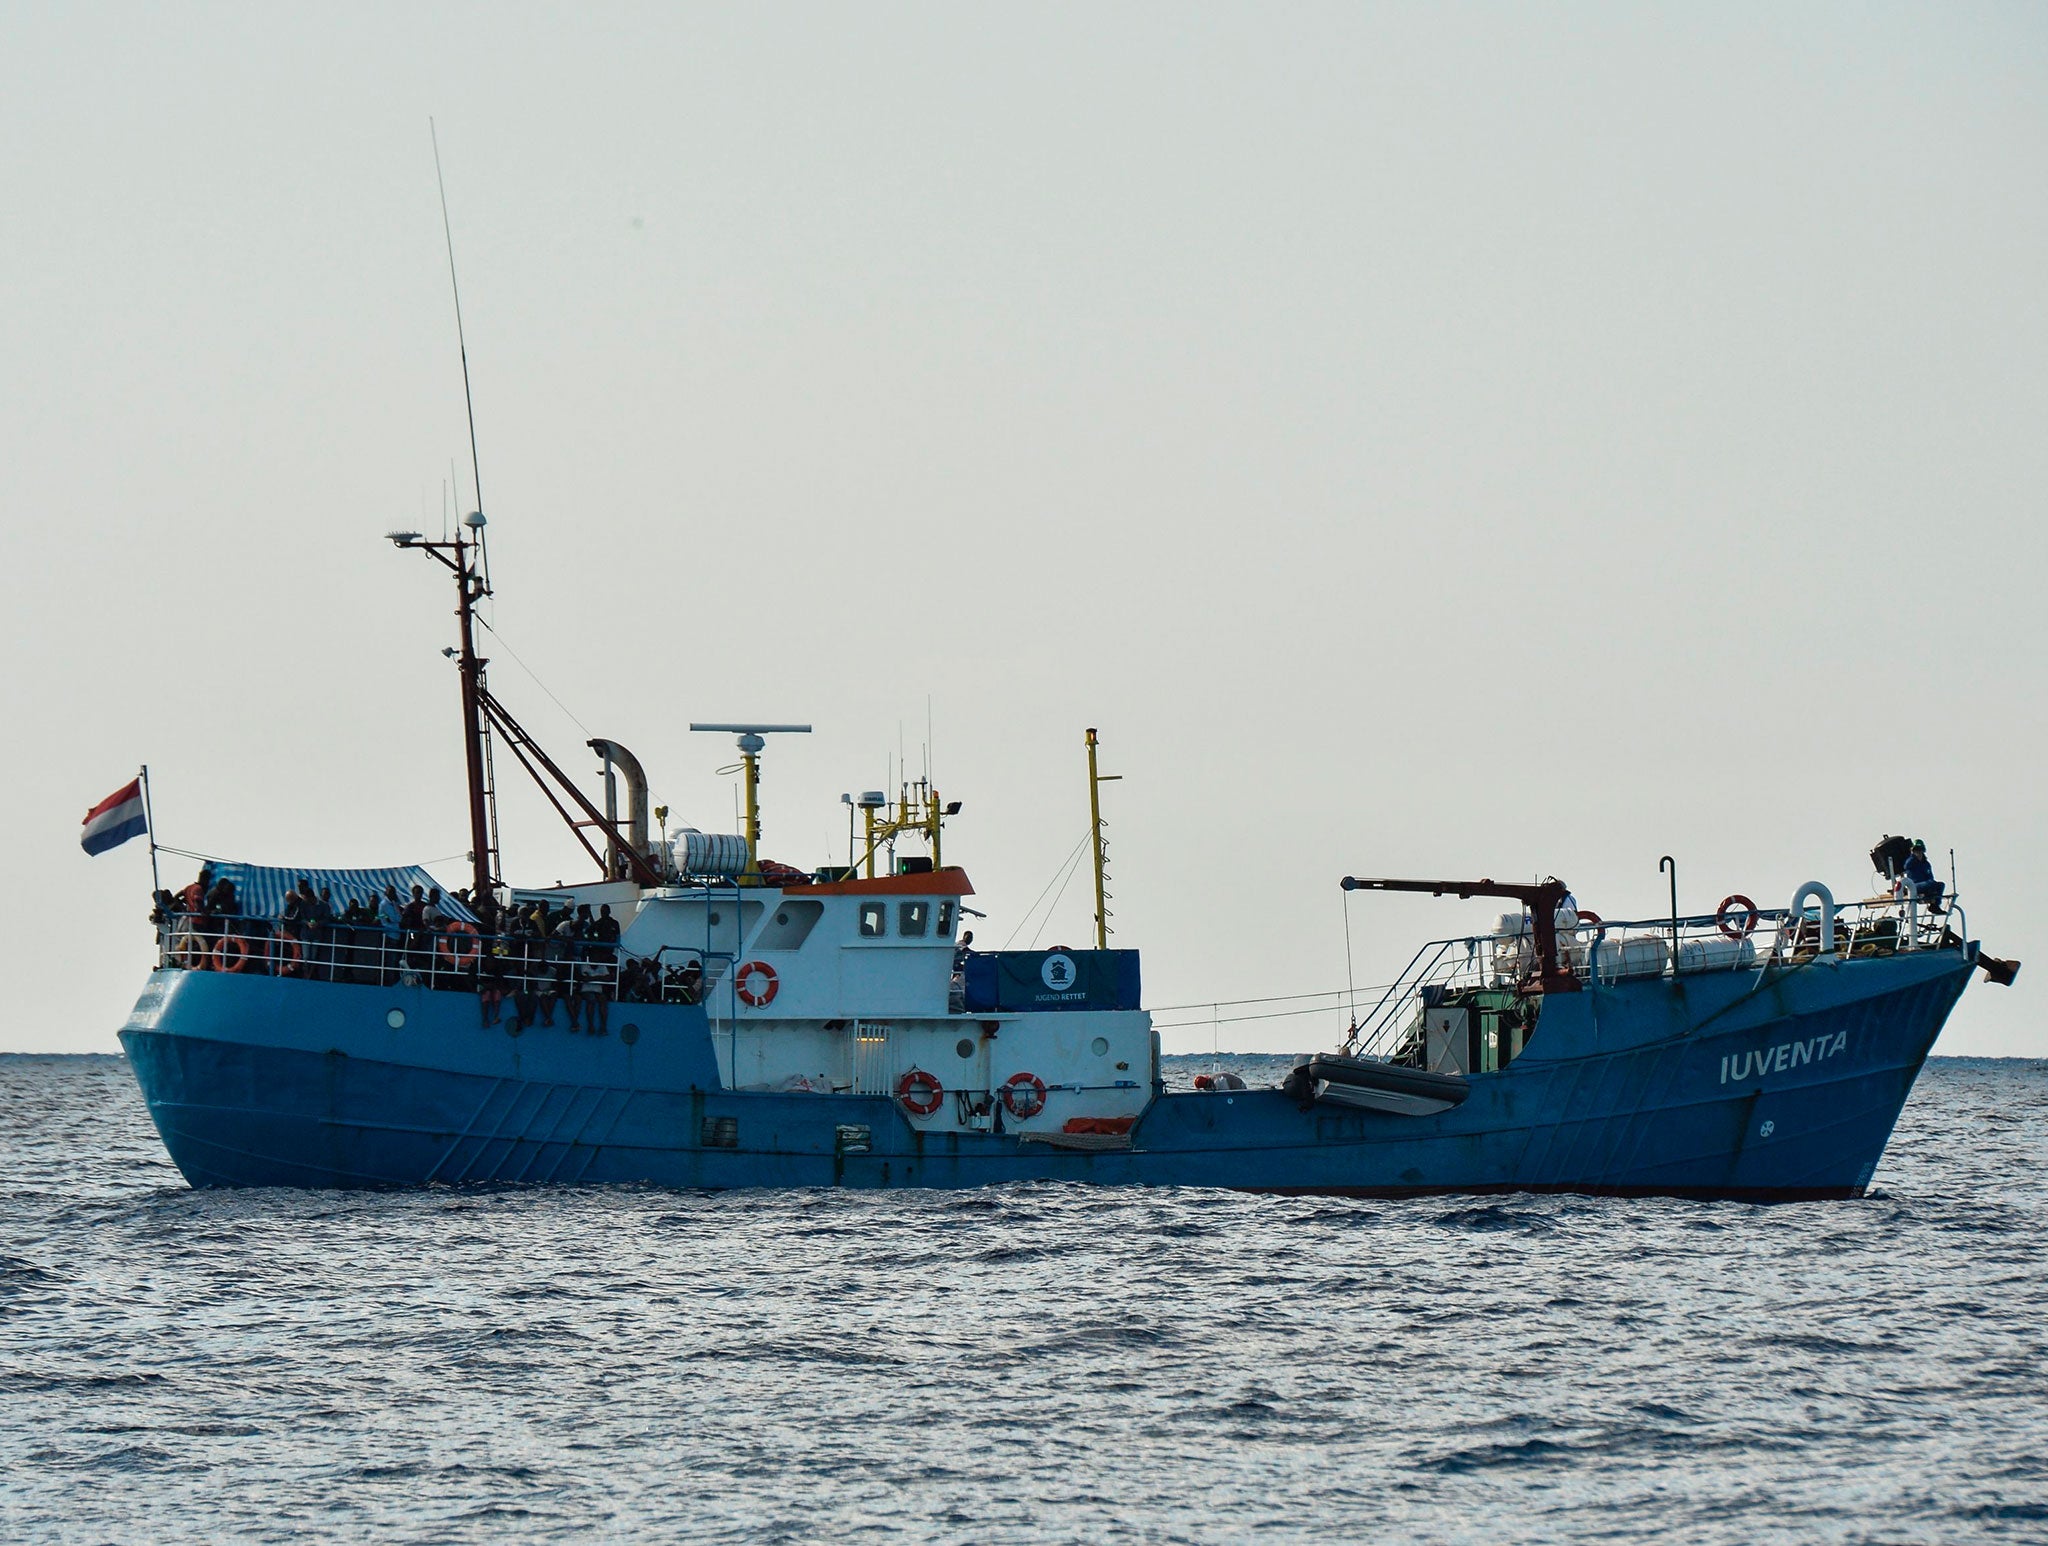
<box><xmin>1040</xmin><ymin>952</ymin><xmax>1083</xmax><ymax>998</ymax></box>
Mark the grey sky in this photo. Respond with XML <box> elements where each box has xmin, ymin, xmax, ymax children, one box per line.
<box><xmin>3</xmin><ymin>3</ymin><xmax>2042</xmax><ymax>1055</ymax></box>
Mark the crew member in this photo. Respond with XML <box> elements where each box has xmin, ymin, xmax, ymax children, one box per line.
<box><xmin>1903</xmin><ymin>840</ymin><xmax>1946</xmax><ymax>916</ymax></box>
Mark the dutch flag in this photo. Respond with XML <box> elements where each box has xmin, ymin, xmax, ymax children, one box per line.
<box><xmin>81</xmin><ymin>777</ymin><xmax>149</xmax><ymax>857</ymax></box>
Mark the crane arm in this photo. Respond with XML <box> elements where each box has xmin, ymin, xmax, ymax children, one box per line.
<box><xmin>1340</xmin><ymin>875</ymin><xmax>1579</xmax><ymax>994</ymax></box>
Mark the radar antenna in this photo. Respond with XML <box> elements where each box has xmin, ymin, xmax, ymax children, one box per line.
<box><xmin>690</xmin><ymin>724</ymin><xmax>813</xmax><ymax>876</ymax></box>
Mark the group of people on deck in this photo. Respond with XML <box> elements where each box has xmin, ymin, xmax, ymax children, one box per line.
<box><xmin>480</xmin><ymin>900</ymin><xmax>624</xmax><ymax>1034</ymax></box>
<box><xmin>151</xmin><ymin>866</ymin><xmax>708</xmax><ymax>1025</ymax></box>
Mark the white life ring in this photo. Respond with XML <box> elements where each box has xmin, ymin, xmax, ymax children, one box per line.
<box><xmin>734</xmin><ymin>960</ymin><xmax>779</xmax><ymax>1007</ymax></box>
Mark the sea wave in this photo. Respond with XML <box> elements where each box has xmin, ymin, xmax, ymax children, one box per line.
<box><xmin>1</xmin><ymin>1053</ymin><xmax>2045</xmax><ymax>1542</ymax></box>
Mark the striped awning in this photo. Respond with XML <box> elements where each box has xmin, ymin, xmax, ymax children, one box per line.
<box><xmin>202</xmin><ymin>863</ymin><xmax>479</xmax><ymax>924</ymax></box>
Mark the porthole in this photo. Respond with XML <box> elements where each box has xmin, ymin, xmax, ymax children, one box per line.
<box><xmin>956</xmin><ymin>1038</ymin><xmax>975</xmax><ymax>1059</ymax></box>
<box><xmin>386</xmin><ymin>1009</ymin><xmax>406</xmax><ymax>1029</ymax></box>
<box><xmin>708</xmin><ymin>911</ymin><xmax>722</xmax><ymax>926</ymax></box>
<box><xmin>620</xmin><ymin>1023</ymin><xmax>641</xmax><ymax>1046</ymax></box>
<box><xmin>1091</xmin><ymin>1036</ymin><xmax>1109</xmax><ymax>1056</ymax></box>
<box><xmin>776</xmin><ymin>911</ymin><xmax>790</xmax><ymax>925</ymax></box>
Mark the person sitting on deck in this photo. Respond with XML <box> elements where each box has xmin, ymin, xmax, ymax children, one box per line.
<box><xmin>399</xmin><ymin>886</ymin><xmax>428</xmax><ymax>982</ymax></box>
<box><xmin>418</xmin><ymin>888</ymin><xmax>448</xmax><ymax>985</ymax></box>
<box><xmin>583</xmin><ymin>905</ymin><xmax>619</xmax><ymax>1030</ymax></box>
<box><xmin>619</xmin><ymin>958</ymin><xmax>654</xmax><ymax>1003</ymax></box>
<box><xmin>179</xmin><ymin>864</ymin><xmax>214</xmax><ymax>915</ymax></box>
<box><xmin>543</xmin><ymin>916</ymin><xmax>576</xmax><ymax>1028</ymax></box>
<box><xmin>671</xmin><ymin>957</ymin><xmax>704</xmax><ymax>1006</ymax></box>
<box><xmin>280</xmin><ymin>878</ymin><xmax>314</xmax><ymax>972</ymax></box>
<box><xmin>579</xmin><ymin>958</ymin><xmax>610</xmax><ymax>1034</ymax></box>
<box><xmin>376</xmin><ymin>886</ymin><xmax>404</xmax><ymax>982</ymax></box>
<box><xmin>479</xmin><ymin>943</ymin><xmax>509</xmax><ymax>1026</ymax></box>
<box><xmin>1902</xmin><ymin>840</ymin><xmax>1947</xmax><ymax>916</ymax></box>
<box><xmin>155</xmin><ymin>886</ymin><xmax>205</xmax><ymax>966</ymax></box>
<box><xmin>202</xmin><ymin>877</ymin><xmax>241</xmax><ymax>962</ymax></box>
<box><xmin>509</xmin><ymin>913</ymin><xmax>541</xmax><ymax>1030</ymax></box>
<box><xmin>423</xmin><ymin>912</ymin><xmax>455</xmax><ymax>989</ymax></box>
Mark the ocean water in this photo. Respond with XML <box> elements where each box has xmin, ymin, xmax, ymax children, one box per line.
<box><xmin>3</xmin><ymin>1053</ymin><xmax>2047</xmax><ymax>1544</ymax></box>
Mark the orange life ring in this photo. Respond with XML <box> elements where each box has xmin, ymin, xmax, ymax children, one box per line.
<box><xmin>274</xmin><ymin>934</ymin><xmax>304</xmax><ymax>977</ymax></box>
<box><xmin>896</xmin><ymin>1068</ymin><xmax>944</xmax><ymax>1116</ymax></box>
<box><xmin>735</xmin><ymin>960</ymin><xmax>779</xmax><ymax>1007</ymax></box>
<box><xmin>1575</xmin><ymin>909</ymin><xmax>1602</xmax><ymax>932</ymax></box>
<box><xmin>1716</xmin><ymin>895</ymin><xmax>1760</xmax><ymax>940</ymax></box>
<box><xmin>438</xmin><ymin>920</ymin><xmax>481</xmax><ymax>967</ymax></box>
<box><xmin>1000</xmin><ymin>1071</ymin><xmax>1048</xmax><ymax>1120</ymax></box>
<box><xmin>214</xmin><ymin>934</ymin><xmax>251</xmax><ymax>974</ymax></box>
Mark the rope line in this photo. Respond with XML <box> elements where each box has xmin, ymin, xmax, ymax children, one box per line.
<box><xmin>999</xmin><ymin>830</ymin><xmax>1092</xmax><ymax>951</ymax></box>
<box><xmin>1029</xmin><ymin>839</ymin><xmax>1094</xmax><ymax>951</ymax></box>
<box><xmin>1154</xmin><ymin>999</ymin><xmax>1370</xmax><ymax>1031</ymax></box>
<box><xmin>1342</xmin><ymin>888</ymin><xmax>1357</xmax><ymax>1026</ymax></box>
<box><xmin>477</xmin><ymin>616</ymin><xmax>592</xmax><ymax>737</ymax></box>
<box><xmin>154</xmin><ymin>843</ymin><xmax>229</xmax><ymax>864</ymax></box>
<box><xmin>1149</xmin><ymin>983</ymin><xmax>1397</xmax><ymax>1014</ymax></box>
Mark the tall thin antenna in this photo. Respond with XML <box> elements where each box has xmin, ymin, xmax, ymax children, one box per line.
<box><xmin>430</xmin><ymin>119</ymin><xmax>486</xmax><ymax>526</ymax></box>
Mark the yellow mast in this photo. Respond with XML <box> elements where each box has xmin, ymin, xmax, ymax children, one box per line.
<box><xmin>849</xmin><ymin>784</ymin><xmax>949</xmax><ymax>879</ymax></box>
<box><xmin>738</xmin><ymin>735</ymin><xmax>762</xmax><ymax>876</ymax></box>
<box><xmin>1086</xmin><ymin>728</ymin><xmax>1120</xmax><ymax>950</ymax></box>
<box><xmin>688</xmin><ymin>723</ymin><xmax>812</xmax><ymax>881</ymax></box>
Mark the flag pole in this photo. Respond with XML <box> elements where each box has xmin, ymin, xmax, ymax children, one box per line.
<box><xmin>139</xmin><ymin>764</ymin><xmax>161</xmax><ymax>895</ymax></box>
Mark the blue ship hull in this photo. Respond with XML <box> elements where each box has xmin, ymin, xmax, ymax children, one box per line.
<box><xmin>118</xmin><ymin>947</ymin><xmax>1973</xmax><ymax>1199</ymax></box>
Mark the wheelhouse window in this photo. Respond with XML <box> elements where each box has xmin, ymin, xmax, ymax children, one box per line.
<box><xmin>899</xmin><ymin>901</ymin><xmax>929</xmax><ymax>937</ymax></box>
<box><xmin>936</xmin><ymin>901</ymin><xmax>954</xmax><ymax>935</ymax></box>
<box><xmin>859</xmin><ymin>903</ymin><xmax>886</xmax><ymax>938</ymax></box>
<box><xmin>754</xmin><ymin>899</ymin><xmax>823</xmax><ymax>951</ymax></box>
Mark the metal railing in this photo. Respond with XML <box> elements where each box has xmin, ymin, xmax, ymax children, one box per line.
<box><xmin>1343</xmin><ymin>891</ymin><xmax>1964</xmax><ymax>1060</ymax></box>
<box><xmin>152</xmin><ymin>917</ymin><xmax>708</xmax><ymax>1005</ymax></box>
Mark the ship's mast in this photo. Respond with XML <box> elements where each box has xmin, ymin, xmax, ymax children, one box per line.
<box><xmin>422</xmin><ymin>124</ymin><xmax>500</xmax><ymax>906</ymax></box>
<box><xmin>451</xmin><ymin>520</ymin><xmax>495</xmax><ymax>903</ymax></box>
<box><xmin>390</xmin><ymin>523</ymin><xmax>500</xmax><ymax>904</ymax></box>
<box><xmin>402</xmin><ymin>128</ymin><xmax>661</xmax><ymax>898</ymax></box>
